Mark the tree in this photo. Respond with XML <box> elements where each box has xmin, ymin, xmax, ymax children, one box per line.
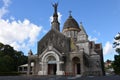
<box><xmin>0</xmin><ymin>55</ymin><xmax>14</xmax><ymax>72</ymax></box>
<box><xmin>0</xmin><ymin>42</ymin><xmax>28</xmax><ymax>72</ymax></box>
<box><xmin>113</xmin><ymin>32</ymin><xmax>120</xmax><ymax>74</ymax></box>
<box><xmin>113</xmin><ymin>32</ymin><xmax>120</xmax><ymax>54</ymax></box>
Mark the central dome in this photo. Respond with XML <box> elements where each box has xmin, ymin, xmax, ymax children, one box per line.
<box><xmin>62</xmin><ymin>15</ymin><xmax>80</xmax><ymax>32</ymax></box>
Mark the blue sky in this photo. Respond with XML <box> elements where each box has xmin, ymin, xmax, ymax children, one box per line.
<box><xmin>0</xmin><ymin>0</ymin><xmax>120</xmax><ymax>61</ymax></box>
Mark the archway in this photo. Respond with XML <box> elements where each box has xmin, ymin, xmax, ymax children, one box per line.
<box><xmin>40</xmin><ymin>51</ymin><xmax>60</xmax><ymax>75</ymax></box>
<box><xmin>47</xmin><ymin>56</ymin><xmax>57</xmax><ymax>75</ymax></box>
<box><xmin>72</xmin><ymin>57</ymin><xmax>81</xmax><ymax>75</ymax></box>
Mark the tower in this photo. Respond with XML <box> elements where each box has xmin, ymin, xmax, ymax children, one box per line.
<box><xmin>62</xmin><ymin>11</ymin><xmax>80</xmax><ymax>40</ymax></box>
<box><xmin>51</xmin><ymin>3</ymin><xmax>60</xmax><ymax>31</ymax></box>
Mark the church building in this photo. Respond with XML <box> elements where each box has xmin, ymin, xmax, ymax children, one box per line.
<box><xmin>27</xmin><ymin>3</ymin><xmax>105</xmax><ymax>76</ymax></box>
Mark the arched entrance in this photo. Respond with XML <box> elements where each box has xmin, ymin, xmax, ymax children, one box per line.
<box><xmin>40</xmin><ymin>51</ymin><xmax>61</xmax><ymax>75</ymax></box>
<box><xmin>72</xmin><ymin>57</ymin><xmax>81</xmax><ymax>75</ymax></box>
<box><xmin>47</xmin><ymin>56</ymin><xmax>57</xmax><ymax>75</ymax></box>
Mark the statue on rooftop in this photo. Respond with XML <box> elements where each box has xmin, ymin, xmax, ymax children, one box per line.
<box><xmin>52</xmin><ymin>3</ymin><xmax>58</xmax><ymax>13</ymax></box>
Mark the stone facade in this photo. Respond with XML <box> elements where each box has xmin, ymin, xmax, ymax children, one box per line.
<box><xmin>27</xmin><ymin>3</ymin><xmax>105</xmax><ymax>76</ymax></box>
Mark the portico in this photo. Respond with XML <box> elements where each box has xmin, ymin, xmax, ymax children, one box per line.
<box><xmin>38</xmin><ymin>51</ymin><xmax>64</xmax><ymax>75</ymax></box>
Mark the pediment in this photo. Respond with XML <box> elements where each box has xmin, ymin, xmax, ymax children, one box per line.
<box><xmin>38</xmin><ymin>29</ymin><xmax>70</xmax><ymax>55</ymax></box>
<box><xmin>39</xmin><ymin>45</ymin><xmax>63</xmax><ymax>59</ymax></box>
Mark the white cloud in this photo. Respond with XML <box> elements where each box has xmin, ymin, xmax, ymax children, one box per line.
<box><xmin>3</xmin><ymin>0</ymin><xmax>11</xmax><ymax>7</ymax></box>
<box><xmin>0</xmin><ymin>0</ymin><xmax>43</xmax><ymax>54</ymax></box>
<box><xmin>88</xmin><ymin>36</ymin><xmax>98</xmax><ymax>42</ymax></box>
<box><xmin>58</xmin><ymin>12</ymin><xmax>62</xmax><ymax>22</ymax></box>
<box><xmin>103</xmin><ymin>41</ymin><xmax>115</xmax><ymax>55</ymax></box>
<box><xmin>0</xmin><ymin>19</ymin><xmax>42</xmax><ymax>51</ymax></box>
<box><xmin>93</xmin><ymin>30</ymin><xmax>101</xmax><ymax>36</ymax></box>
<box><xmin>49</xmin><ymin>12</ymin><xmax>62</xmax><ymax>23</ymax></box>
<box><xmin>89</xmin><ymin>30</ymin><xmax>101</xmax><ymax>42</ymax></box>
<box><xmin>0</xmin><ymin>0</ymin><xmax>11</xmax><ymax>18</ymax></box>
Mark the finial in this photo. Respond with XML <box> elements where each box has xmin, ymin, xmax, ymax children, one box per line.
<box><xmin>28</xmin><ymin>49</ymin><xmax>33</xmax><ymax>55</ymax></box>
<box><xmin>52</xmin><ymin>2</ymin><xmax>58</xmax><ymax>13</ymax></box>
<box><xmin>69</xmin><ymin>10</ymin><xmax>72</xmax><ymax>16</ymax></box>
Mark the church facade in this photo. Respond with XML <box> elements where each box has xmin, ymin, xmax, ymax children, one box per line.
<box><xmin>27</xmin><ymin>3</ymin><xmax>105</xmax><ymax>76</ymax></box>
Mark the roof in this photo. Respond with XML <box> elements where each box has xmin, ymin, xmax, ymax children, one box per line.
<box><xmin>38</xmin><ymin>29</ymin><xmax>70</xmax><ymax>55</ymax></box>
<box><xmin>18</xmin><ymin>62</ymin><xmax>34</xmax><ymax>67</ymax></box>
<box><xmin>79</xmin><ymin>22</ymin><xmax>87</xmax><ymax>35</ymax></box>
<box><xmin>62</xmin><ymin>15</ymin><xmax>80</xmax><ymax>32</ymax></box>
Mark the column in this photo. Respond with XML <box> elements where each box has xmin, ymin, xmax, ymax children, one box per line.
<box><xmin>41</xmin><ymin>62</ymin><xmax>44</xmax><ymax>75</ymax></box>
<box><xmin>32</xmin><ymin>62</ymin><xmax>35</xmax><ymax>75</ymax></box>
<box><xmin>38</xmin><ymin>62</ymin><xmax>44</xmax><ymax>75</ymax></box>
<box><xmin>56</xmin><ymin>61</ymin><xmax>64</xmax><ymax>75</ymax></box>
<box><xmin>35</xmin><ymin>61</ymin><xmax>39</xmax><ymax>75</ymax></box>
<box><xmin>27</xmin><ymin>61</ymin><xmax>31</xmax><ymax>75</ymax></box>
<box><xmin>42</xmin><ymin>62</ymin><xmax>47</xmax><ymax>75</ymax></box>
<box><xmin>57</xmin><ymin>63</ymin><xmax>60</xmax><ymax>71</ymax></box>
<box><xmin>80</xmin><ymin>53</ymin><xmax>84</xmax><ymax>75</ymax></box>
<box><xmin>33</xmin><ymin>62</ymin><xmax>37</xmax><ymax>75</ymax></box>
<box><xmin>22</xmin><ymin>67</ymin><xmax>24</xmax><ymax>72</ymax></box>
<box><xmin>56</xmin><ymin>62</ymin><xmax>60</xmax><ymax>75</ymax></box>
<box><xmin>18</xmin><ymin>67</ymin><xmax>20</xmax><ymax>72</ymax></box>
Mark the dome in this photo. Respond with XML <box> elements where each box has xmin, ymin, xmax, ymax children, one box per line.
<box><xmin>62</xmin><ymin>15</ymin><xmax>80</xmax><ymax>32</ymax></box>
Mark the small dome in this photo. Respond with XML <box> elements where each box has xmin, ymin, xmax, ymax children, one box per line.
<box><xmin>62</xmin><ymin>15</ymin><xmax>80</xmax><ymax>32</ymax></box>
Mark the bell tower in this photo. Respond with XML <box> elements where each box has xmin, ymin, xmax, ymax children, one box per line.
<box><xmin>51</xmin><ymin>3</ymin><xmax>60</xmax><ymax>31</ymax></box>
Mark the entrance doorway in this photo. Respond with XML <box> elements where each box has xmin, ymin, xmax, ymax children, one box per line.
<box><xmin>47</xmin><ymin>56</ymin><xmax>57</xmax><ymax>75</ymax></box>
<box><xmin>72</xmin><ymin>57</ymin><xmax>81</xmax><ymax>75</ymax></box>
<box><xmin>77</xmin><ymin>63</ymin><xmax>80</xmax><ymax>74</ymax></box>
<box><xmin>48</xmin><ymin>64</ymin><xmax>57</xmax><ymax>75</ymax></box>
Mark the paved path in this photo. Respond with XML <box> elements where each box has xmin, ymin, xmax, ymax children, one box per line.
<box><xmin>0</xmin><ymin>75</ymin><xmax>120</xmax><ymax>80</ymax></box>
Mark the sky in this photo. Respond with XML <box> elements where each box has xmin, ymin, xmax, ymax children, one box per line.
<box><xmin>0</xmin><ymin>0</ymin><xmax>120</xmax><ymax>61</ymax></box>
